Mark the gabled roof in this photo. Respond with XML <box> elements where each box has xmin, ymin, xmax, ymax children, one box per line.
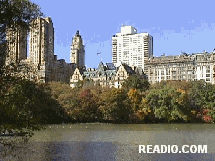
<box><xmin>97</xmin><ymin>61</ymin><xmax>106</xmax><ymax>72</ymax></box>
<box><xmin>119</xmin><ymin>63</ymin><xmax>136</xmax><ymax>75</ymax></box>
<box><xmin>74</xmin><ymin>67</ymin><xmax>86</xmax><ymax>75</ymax></box>
<box><xmin>106</xmin><ymin>63</ymin><xmax>116</xmax><ymax>70</ymax></box>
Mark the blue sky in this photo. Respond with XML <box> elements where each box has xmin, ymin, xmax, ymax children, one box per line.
<box><xmin>32</xmin><ymin>0</ymin><xmax>215</xmax><ymax>68</ymax></box>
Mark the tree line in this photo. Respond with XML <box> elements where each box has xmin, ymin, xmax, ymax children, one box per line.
<box><xmin>47</xmin><ymin>75</ymin><xmax>215</xmax><ymax>124</ymax></box>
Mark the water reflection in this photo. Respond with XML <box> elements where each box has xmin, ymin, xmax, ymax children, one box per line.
<box><xmin>1</xmin><ymin>123</ymin><xmax>215</xmax><ymax>161</ymax></box>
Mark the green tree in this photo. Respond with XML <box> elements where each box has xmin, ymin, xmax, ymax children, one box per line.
<box><xmin>188</xmin><ymin>81</ymin><xmax>215</xmax><ymax>122</ymax></box>
<box><xmin>48</xmin><ymin>82</ymin><xmax>73</xmax><ymax>108</ymax></box>
<box><xmin>208</xmin><ymin>110</ymin><xmax>215</xmax><ymax>123</ymax></box>
<box><xmin>122</xmin><ymin>74</ymin><xmax>150</xmax><ymax>92</ymax></box>
<box><xmin>99</xmin><ymin>88</ymin><xmax>131</xmax><ymax>123</ymax></box>
<box><xmin>145</xmin><ymin>85</ymin><xmax>191</xmax><ymax>122</ymax></box>
<box><xmin>188</xmin><ymin>80</ymin><xmax>207</xmax><ymax>111</ymax></box>
<box><xmin>0</xmin><ymin>78</ymin><xmax>63</xmax><ymax>149</ymax></box>
<box><xmin>0</xmin><ymin>0</ymin><xmax>43</xmax><ymax>149</ymax></box>
<box><xmin>186</xmin><ymin>80</ymin><xmax>215</xmax><ymax>114</ymax></box>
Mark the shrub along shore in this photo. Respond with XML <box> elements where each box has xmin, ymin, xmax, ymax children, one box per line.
<box><xmin>2</xmin><ymin>74</ymin><xmax>215</xmax><ymax>129</ymax></box>
<box><xmin>46</xmin><ymin>75</ymin><xmax>215</xmax><ymax>124</ymax></box>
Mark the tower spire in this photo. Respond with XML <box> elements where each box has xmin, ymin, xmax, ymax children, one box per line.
<box><xmin>76</xmin><ymin>30</ymin><xmax>79</xmax><ymax>35</ymax></box>
<box><xmin>70</xmin><ymin>30</ymin><xmax>85</xmax><ymax>68</ymax></box>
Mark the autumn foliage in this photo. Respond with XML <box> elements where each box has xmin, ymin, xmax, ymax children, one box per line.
<box><xmin>47</xmin><ymin>76</ymin><xmax>215</xmax><ymax>123</ymax></box>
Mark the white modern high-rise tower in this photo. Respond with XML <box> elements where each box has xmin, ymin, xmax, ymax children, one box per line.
<box><xmin>112</xmin><ymin>25</ymin><xmax>153</xmax><ymax>70</ymax></box>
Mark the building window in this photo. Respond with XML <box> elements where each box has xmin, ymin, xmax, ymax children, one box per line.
<box><xmin>206</xmin><ymin>78</ymin><xmax>210</xmax><ymax>82</ymax></box>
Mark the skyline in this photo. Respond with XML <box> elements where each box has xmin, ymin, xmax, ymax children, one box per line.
<box><xmin>32</xmin><ymin>0</ymin><xmax>215</xmax><ymax>68</ymax></box>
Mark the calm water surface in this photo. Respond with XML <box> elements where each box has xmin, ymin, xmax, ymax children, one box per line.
<box><xmin>1</xmin><ymin>123</ymin><xmax>215</xmax><ymax>161</ymax></box>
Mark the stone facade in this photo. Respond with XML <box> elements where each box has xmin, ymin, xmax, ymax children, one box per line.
<box><xmin>145</xmin><ymin>52</ymin><xmax>215</xmax><ymax>84</ymax></box>
<box><xmin>6</xmin><ymin>26</ymin><xmax>27</xmax><ymax>65</ymax></box>
<box><xmin>70</xmin><ymin>30</ymin><xmax>85</xmax><ymax>68</ymax></box>
<box><xmin>6</xmin><ymin>17</ymin><xmax>79</xmax><ymax>84</ymax></box>
<box><xmin>29</xmin><ymin>17</ymin><xmax>55</xmax><ymax>82</ymax></box>
<box><xmin>70</xmin><ymin>62</ymin><xmax>143</xmax><ymax>88</ymax></box>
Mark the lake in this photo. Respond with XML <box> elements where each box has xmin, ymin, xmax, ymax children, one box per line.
<box><xmin>1</xmin><ymin>123</ymin><xmax>215</xmax><ymax>161</ymax></box>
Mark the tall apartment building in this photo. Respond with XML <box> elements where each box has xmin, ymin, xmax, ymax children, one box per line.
<box><xmin>70</xmin><ymin>30</ymin><xmax>85</xmax><ymax>68</ymax></box>
<box><xmin>5</xmin><ymin>16</ymin><xmax>80</xmax><ymax>83</ymax></box>
<box><xmin>6</xmin><ymin>26</ymin><xmax>27</xmax><ymax>65</ymax></box>
<box><xmin>112</xmin><ymin>25</ymin><xmax>153</xmax><ymax>70</ymax></box>
<box><xmin>29</xmin><ymin>17</ymin><xmax>54</xmax><ymax>82</ymax></box>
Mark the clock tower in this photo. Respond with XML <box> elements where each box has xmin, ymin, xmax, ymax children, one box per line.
<box><xmin>70</xmin><ymin>30</ymin><xmax>85</xmax><ymax>68</ymax></box>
